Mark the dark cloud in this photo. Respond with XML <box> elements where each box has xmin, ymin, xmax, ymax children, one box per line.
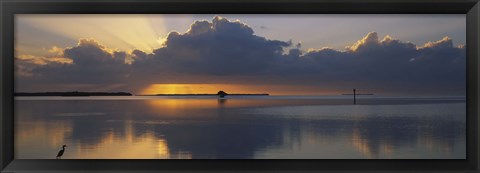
<box><xmin>15</xmin><ymin>16</ymin><xmax>466</xmax><ymax>96</ymax></box>
<box><xmin>295</xmin><ymin>32</ymin><xmax>465</xmax><ymax>94</ymax></box>
<box><xmin>16</xmin><ymin>39</ymin><xmax>131</xmax><ymax>91</ymax></box>
<box><xmin>133</xmin><ymin>16</ymin><xmax>290</xmax><ymax>76</ymax></box>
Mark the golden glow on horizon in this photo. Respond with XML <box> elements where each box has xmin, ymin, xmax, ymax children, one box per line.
<box><xmin>141</xmin><ymin>84</ymin><xmax>341</xmax><ymax>95</ymax></box>
<box><xmin>141</xmin><ymin>84</ymin><xmax>252</xmax><ymax>95</ymax></box>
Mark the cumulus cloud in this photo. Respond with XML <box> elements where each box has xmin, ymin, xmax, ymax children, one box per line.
<box><xmin>15</xmin><ymin>16</ymin><xmax>466</xmax><ymax>96</ymax></box>
<box><xmin>132</xmin><ymin>16</ymin><xmax>291</xmax><ymax>76</ymax></box>
<box><xmin>346</xmin><ymin>31</ymin><xmax>380</xmax><ymax>51</ymax></box>
<box><xmin>298</xmin><ymin>32</ymin><xmax>465</xmax><ymax>93</ymax></box>
<box><xmin>16</xmin><ymin>39</ymin><xmax>131</xmax><ymax>90</ymax></box>
<box><xmin>418</xmin><ymin>36</ymin><xmax>453</xmax><ymax>49</ymax></box>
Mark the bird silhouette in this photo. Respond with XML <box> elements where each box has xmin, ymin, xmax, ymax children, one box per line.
<box><xmin>56</xmin><ymin>145</ymin><xmax>67</xmax><ymax>159</ymax></box>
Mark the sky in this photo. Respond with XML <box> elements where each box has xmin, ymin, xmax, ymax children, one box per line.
<box><xmin>14</xmin><ymin>14</ymin><xmax>466</xmax><ymax>96</ymax></box>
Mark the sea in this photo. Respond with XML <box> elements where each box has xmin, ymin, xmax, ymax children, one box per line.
<box><xmin>14</xmin><ymin>95</ymin><xmax>466</xmax><ymax>159</ymax></box>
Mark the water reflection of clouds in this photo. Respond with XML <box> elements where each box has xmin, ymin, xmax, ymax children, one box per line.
<box><xmin>349</xmin><ymin>116</ymin><xmax>464</xmax><ymax>159</ymax></box>
<box><xmin>15</xmin><ymin>121</ymin><xmax>72</xmax><ymax>159</ymax></box>
<box><xmin>15</xmin><ymin>99</ymin><xmax>465</xmax><ymax>159</ymax></box>
<box><xmin>71</xmin><ymin>122</ymin><xmax>192</xmax><ymax>159</ymax></box>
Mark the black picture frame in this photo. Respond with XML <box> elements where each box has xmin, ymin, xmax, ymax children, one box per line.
<box><xmin>1</xmin><ymin>0</ymin><xmax>479</xmax><ymax>172</ymax></box>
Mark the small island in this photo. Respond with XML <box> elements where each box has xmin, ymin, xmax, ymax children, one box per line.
<box><xmin>15</xmin><ymin>90</ymin><xmax>269</xmax><ymax>97</ymax></box>
<box><xmin>139</xmin><ymin>90</ymin><xmax>269</xmax><ymax>97</ymax></box>
<box><xmin>15</xmin><ymin>91</ymin><xmax>133</xmax><ymax>97</ymax></box>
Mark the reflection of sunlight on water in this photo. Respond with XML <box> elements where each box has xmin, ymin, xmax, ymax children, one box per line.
<box><xmin>146</xmin><ymin>99</ymin><xmax>218</xmax><ymax>115</ymax></box>
<box><xmin>417</xmin><ymin>130</ymin><xmax>454</xmax><ymax>156</ymax></box>
<box><xmin>157</xmin><ymin>139</ymin><xmax>169</xmax><ymax>157</ymax></box>
<box><xmin>156</xmin><ymin>139</ymin><xmax>192</xmax><ymax>159</ymax></box>
<box><xmin>382</xmin><ymin>143</ymin><xmax>394</xmax><ymax>155</ymax></box>
<box><xmin>143</xmin><ymin>98</ymin><xmax>278</xmax><ymax>117</ymax></box>
<box><xmin>16</xmin><ymin>121</ymin><xmax>72</xmax><ymax>159</ymax></box>
<box><xmin>75</xmin><ymin>131</ymin><xmax>172</xmax><ymax>159</ymax></box>
<box><xmin>351</xmin><ymin>127</ymin><xmax>396</xmax><ymax>159</ymax></box>
<box><xmin>73</xmin><ymin>120</ymin><xmax>192</xmax><ymax>159</ymax></box>
<box><xmin>15</xmin><ymin>99</ymin><xmax>466</xmax><ymax>159</ymax></box>
<box><xmin>350</xmin><ymin>119</ymin><xmax>460</xmax><ymax>159</ymax></box>
<box><xmin>145</xmin><ymin>98</ymin><xmax>254</xmax><ymax>110</ymax></box>
<box><xmin>351</xmin><ymin>127</ymin><xmax>376</xmax><ymax>159</ymax></box>
<box><xmin>17</xmin><ymin>118</ymin><xmax>192</xmax><ymax>159</ymax></box>
<box><xmin>144</xmin><ymin>98</ymin><xmax>347</xmax><ymax>112</ymax></box>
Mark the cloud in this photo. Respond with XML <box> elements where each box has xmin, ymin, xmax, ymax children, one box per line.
<box><xmin>346</xmin><ymin>31</ymin><xmax>380</xmax><ymax>51</ymax></box>
<box><xmin>16</xmin><ymin>39</ymin><xmax>131</xmax><ymax>90</ymax></box>
<box><xmin>132</xmin><ymin>16</ymin><xmax>291</xmax><ymax>76</ymax></box>
<box><xmin>15</xmin><ymin>17</ymin><xmax>466</xmax><ymax>96</ymax></box>
<box><xmin>47</xmin><ymin>46</ymin><xmax>64</xmax><ymax>55</ymax></box>
<box><xmin>298</xmin><ymin>32</ymin><xmax>465</xmax><ymax>93</ymax></box>
<box><xmin>16</xmin><ymin>54</ymin><xmax>72</xmax><ymax>65</ymax></box>
<box><xmin>418</xmin><ymin>36</ymin><xmax>453</xmax><ymax>49</ymax></box>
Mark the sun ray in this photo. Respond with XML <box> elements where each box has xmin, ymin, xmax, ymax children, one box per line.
<box><xmin>16</xmin><ymin>14</ymin><xmax>169</xmax><ymax>53</ymax></box>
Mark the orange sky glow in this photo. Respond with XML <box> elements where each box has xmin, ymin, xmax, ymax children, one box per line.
<box><xmin>140</xmin><ymin>84</ymin><xmax>343</xmax><ymax>95</ymax></box>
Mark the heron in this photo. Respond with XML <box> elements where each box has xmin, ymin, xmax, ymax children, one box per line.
<box><xmin>56</xmin><ymin>145</ymin><xmax>67</xmax><ymax>159</ymax></box>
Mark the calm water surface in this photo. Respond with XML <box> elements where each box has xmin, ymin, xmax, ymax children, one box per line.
<box><xmin>15</xmin><ymin>96</ymin><xmax>466</xmax><ymax>159</ymax></box>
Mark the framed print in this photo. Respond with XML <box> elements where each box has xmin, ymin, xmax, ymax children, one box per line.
<box><xmin>1</xmin><ymin>0</ymin><xmax>479</xmax><ymax>172</ymax></box>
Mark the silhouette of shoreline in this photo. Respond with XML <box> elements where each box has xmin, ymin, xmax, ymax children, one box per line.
<box><xmin>139</xmin><ymin>94</ymin><xmax>270</xmax><ymax>96</ymax></box>
<box><xmin>15</xmin><ymin>91</ymin><xmax>269</xmax><ymax>97</ymax></box>
<box><xmin>15</xmin><ymin>91</ymin><xmax>132</xmax><ymax>97</ymax></box>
